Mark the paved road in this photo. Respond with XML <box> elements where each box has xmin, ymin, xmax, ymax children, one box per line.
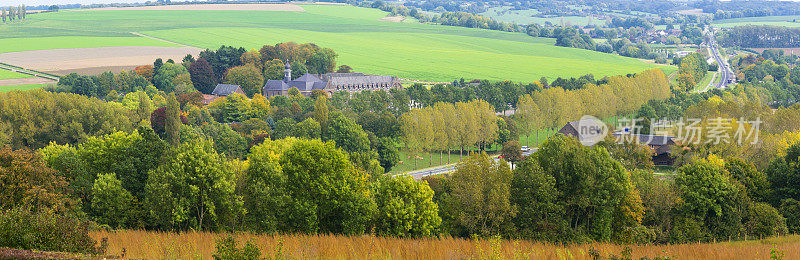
<box><xmin>705</xmin><ymin>27</ymin><xmax>735</xmax><ymax>90</ymax></box>
<box><xmin>402</xmin><ymin>149</ymin><xmax>538</xmax><ymax>180</ymax></box>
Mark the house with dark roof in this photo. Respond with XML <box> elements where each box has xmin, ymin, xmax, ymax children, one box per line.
<box><xmin>611</xmin><ymin>132</ymin><xmax>677</xmax><ymax>165</ymax></box>
<box><xmin>263</xmin><ymin>62</ymin><xmax>402</xmax><ymax>98</ymax></box>
<box><xmin>557</xmin><ymin>119</ymin><xmax>608</xmax><ymax>146</ymax></box>
<box><xmin>211</xmin><ymin>84</ymin><xmax>246</xmax><ymax>97</ymax></box>
<box><xmin>558</xmin><ymin>120</ymin><xmax>677</xmax><ymax>165</ymax></box>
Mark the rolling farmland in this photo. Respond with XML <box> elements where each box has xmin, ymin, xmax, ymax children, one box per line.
<box><xmin>0</xmin><ymin>4</ymin><xmax>664</xmax><ymax>82</ymax></box>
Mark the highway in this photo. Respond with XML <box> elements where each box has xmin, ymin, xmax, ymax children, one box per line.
<box><xmin>401</xmin><ymin>148</ymin><xmax>537</xmax><ymax>180</ymax></box>
<box><xmin>705</xmin><ymin>27</ymin><xmax>735</xmax><ymax>90</ymax></box>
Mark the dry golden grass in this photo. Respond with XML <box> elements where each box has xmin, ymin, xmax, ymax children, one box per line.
<box><xmin>90</xmin><ymin>230</ymin><xmax>800</xmax><ymax>259</ymax></box>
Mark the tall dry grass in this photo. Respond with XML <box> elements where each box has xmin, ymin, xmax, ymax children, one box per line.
<box><xmin>90</xmin><ymin>230</ymin><xmax>800</xmax><ymax>259</ymax></box>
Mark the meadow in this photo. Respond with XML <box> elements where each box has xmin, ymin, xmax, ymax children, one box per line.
<box><xmin>0</xmin><ymin>4</ymin><xmax>662</xmax><ymax>82</ymax></box>
<box><xmin>0</xmin><ymin>83</ymin><xmax>52</xmax><ymax>92</ymax></box>
<box><xmin>714</xmin><ymin>15</ymin><xmax>800</xmax><ymax>28</ymax></box>
<box><xmin>0</xmin><ymin>69</ymin><xmax>32</xmax><ymax>79</ymax></box>
<box><xmin>90</xmin><ymin>230</ymin><xmax>800</xmax><ymax>259</ymax></box>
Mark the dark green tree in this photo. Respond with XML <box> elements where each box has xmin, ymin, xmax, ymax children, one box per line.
<box><xmin>165</xmin><ymin>93</ymin><xmax>182</xmax><ymax>146</ymax></box>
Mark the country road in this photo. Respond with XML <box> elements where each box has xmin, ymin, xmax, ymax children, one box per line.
<box><xmin>705</xmin><ymin>26</ymin><xmax>735</xmax><ymax>90</ymax></box>
<box><xmin>402</xmin><ymin>149</ymin><xmax>537</xmax><ymax>180</ymax></box>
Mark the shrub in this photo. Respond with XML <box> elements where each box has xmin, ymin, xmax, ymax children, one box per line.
<box><xmin>0</xmin><ymin>208</ymin><xmax>97</xmax><ymax>254</ymax></box>
<box><xmin>746</xmin><ymin>202</ymin><xmax>788</xmax><ymax>237</ymax></box>
<box><xmin>212</xmin><ymin>235</ymin><xmax>261</xmax><ymax>260</ymax></box>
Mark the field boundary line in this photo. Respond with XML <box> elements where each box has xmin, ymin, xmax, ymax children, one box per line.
<box><xmin>0</xmin><ymin>63</ymin><xmax>59</xmax><ymax>82</ymax></box>
<box><xmin>130</xmin><ymin>32</ymin><xmax>203</xmax><ymax>49</ymax></box>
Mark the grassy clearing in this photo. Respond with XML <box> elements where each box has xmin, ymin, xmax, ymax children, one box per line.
<box><xmin>0</xmin><ymin>69</ymin><xmax>33</xmax><ymax>80</ymax></box>
<box><xmin>89</xmin><ymin>230</ymin><xmax>800</xmax><ymax>259</ymax></box>
<box><xmin>391</xmin><ymin>150</ymin><xmax>467</xmax><ymax>173</ymax></box>
<box><xmin>694</xmin><ymin>72</ymin><xmax>716</xmax><ymax>93</ymax></box>
<box><xmin>714</xmin><ymin>15</ymin><xmax>800</xmax><ymax>28</ymax></box>
<box><xmin>0</xmin><ymin>5</ymin><xmax>659</xmax><ymax>82</ymax></box>
<box><xmin>0</xmin><ymin>84</ymin><xmax>52</xmax><ymax>92</ymax></box>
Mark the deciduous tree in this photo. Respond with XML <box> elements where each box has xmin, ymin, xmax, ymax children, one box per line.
<box><xmin>448</xmin><ymin>152</ymin><xmax>516</xmax><ymax>236</ymax></box>
<box><xmin>189</xmin><ymin>58</ymin><xmax>216</xmax><ymax>94</ymax></box>
<box><xmin>373</xmin><ymin>175</ymin><xmax>441</xmax><ymax>237</ymax></box>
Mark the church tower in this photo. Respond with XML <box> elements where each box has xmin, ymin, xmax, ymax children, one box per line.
<box><xmin>283</xmin><ymin>61</ymin><xmax>291</xmax><ymax>83</ymax></box>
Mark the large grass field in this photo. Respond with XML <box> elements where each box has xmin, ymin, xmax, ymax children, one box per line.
<box><xmin>0</xmin><ymin>83</ymin><xmax>52</xmax><ymax>92</ymax></box>
<box><xmin>0</xmin><ymin>4</ymin><xmax>663</xmax><ymax>82</ymax></box>
<box><xmin>714</xmin><ymin>15</ymin><xmax>800</xmax><ymax>28</ymax></box>
<box><xmin>0</xmin><ymin>69</ymin><xmax>33</xmax><ymax>79</ymax></box>
<box><xmin>90</xmin><ymin>229</ymin><xmax>800</xmax><ymax>259</ymax></box>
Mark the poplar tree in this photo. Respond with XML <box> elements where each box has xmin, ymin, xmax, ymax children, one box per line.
<box><xmin>314</xmin><ymin>95</ymin><xmax>329</xmax><ymax>133</ymax></box>
<box><xmin>439</xmin><ymin>102</ymin><xmax>459</xmax><ymax>163</ymax></box>
<box><xmin>165</xmin><ymin>93</ymin><xmax>181</xmax><ymax>146</ymax></box>
<box><xmin>137</xmin><ymin>92</ymin><xmax>152</xmax><ymax>124</ymax></box>
<box><xmin>516</xmin><ymin>94</ymin><xmax>541</xmax><ymax>146</ymax></box>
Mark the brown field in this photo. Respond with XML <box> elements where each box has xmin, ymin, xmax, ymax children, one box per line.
<box><xmin>47</xmin><ymin>65</ymin><xmax>140</xmax><ymax>77</ymax></box>
<box><xmin>73</xmin><ymin>4</ymin><xmax>305</xmax><ymax>12</ymax></box>
<box><xmin>90</xmin><ymin>230</ymin><xmax>800</xmax><ymax>259</ymax></box>
<box><xmin>0</xmin><ymin>46</ymin><xmax>202</xmax><ymax>76</ymax></box>
<box><xmin>0</xmin><ymin>77</ymin><xmax>56</xmax><ymax>86</ymax></box>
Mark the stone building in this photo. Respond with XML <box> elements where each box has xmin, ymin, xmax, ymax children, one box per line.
<box><xmin>263</xmin><ymin>62</ymin><xmax>402</xmax><ymax>98</ymax></box>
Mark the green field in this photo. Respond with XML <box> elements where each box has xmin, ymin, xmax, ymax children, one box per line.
<box><xmin>0</xmin><ymin>83</ymin><xmax>51</xmax><ymax>92</ymax></box>
<box><xmin>0</xmin><ymin>69</ymin><xmax>33</xmax><ymax>79</ymax></box>
<box><xmin>714</xmin><ymin>15</ymin><xmax>800</xmax><ymax>28</ymax></box>
<box><xmin>0</xmin><ymin>4</ymin><xmax>662</xmax><ymax>82</ymax></box>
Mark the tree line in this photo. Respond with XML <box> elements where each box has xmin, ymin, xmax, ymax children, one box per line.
<box><xmin>719</xmin><ymin>25</ymin><xmax>800</xmax><ymax>49</ymax></box>
<box><xmin>400</xmin><ymin>100</ymin><xmax>501</xmax><ymax>169</ymax></box>
<box><xmin>1</xmin><ymin>5</ymin><xmax>26</xmax><ymax>22</ymax></box>
<box><xmin>515</xmin><ymin>69</ymin><xmax>670</xmax><ymax>144</ymax></box>
<box><xmin>675</xmin><ymin>52</ymin><xmax>709</xmax><ymax>91</ymax></box>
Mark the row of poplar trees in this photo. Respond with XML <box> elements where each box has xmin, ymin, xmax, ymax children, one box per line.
<box><xmin>1</xmin><ymin>5</ymin><xmax>26</xmax><ymax>23</ymax></box>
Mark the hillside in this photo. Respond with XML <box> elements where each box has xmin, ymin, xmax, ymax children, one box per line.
<box><xmin>0</xmin><ymin>4</ymin><xmax>664</xmax><ymax>82</ymax></box>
